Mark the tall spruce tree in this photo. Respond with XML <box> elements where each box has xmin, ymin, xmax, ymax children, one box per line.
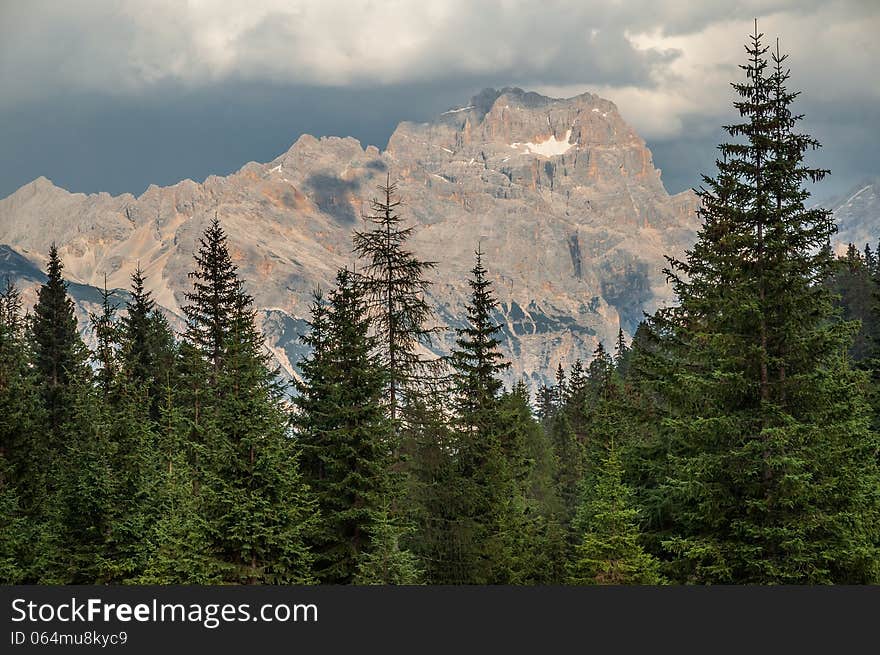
<box><xmin>177</xmin><ymin>219</ymin><xmax>316</xmax><ymax>583</ymax></box>
<box><xmin>178</xmin><ymin>218</ymin><xmax>239</xmax><ymax>495</ymax></box>
<box><xmin>568</xmin><ymin>359</ymin><xmax>587</xmax><ymax>406</ymax></box>
<box><xmin>449</xmin><ymin>247</ymin><xmax>510</xmax><ymax>430</ymax></box>
<box><xmin>443</xmin><ymin>248</ymin><xmax>515</xmax><ymax>583</ymax></box>
<box><xmin>638</xmin><ymin>26</ymin><xmax>880</xmax><ymax>583</ymax></box>
<box><xmin>554</xmin><ymin>363</ymin><xmax>568</xmax><ymax>409</ymax></box>
<box><xmin>201</xmin><ymin>278</ymin><xmax>315</xmax><ymax>584</ymax></box>
<box><xmin>614</xmin><ymin>328</ymin><xmax>632</xmax><ymax>377</ymax></box>
<box><xmin>294</xmin><ymin>269</ymin><xmax>400</xmax><ymax>584</ymax></box>
<box><xmin>119</xmin><ymin>266</ymin><xmax>177</xmax><ymax>418</ymax></box>
<box><xmin>30</xmin><ymin>244</ymin><xmax>90</xmax><ymax>441</ymax></box>
<box><xmin>182</xmin><ymin>216</ymin><xmax>239</xmax><ymax>378</ymax></box>
<box><xmin>352</xmin><ymin>175</ymin><xmax>439</xmax><ymax>424</ymax></box>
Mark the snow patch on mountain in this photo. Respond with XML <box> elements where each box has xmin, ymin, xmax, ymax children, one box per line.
<box><xmin>510</xmin><ymin>129</ymin><xmax>576</xmax><ymax>157</ymax></box>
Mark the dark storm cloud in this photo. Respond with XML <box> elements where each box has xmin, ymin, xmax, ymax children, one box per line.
<box><xmin>0</xmin><ymin>78</ymin><xmax>502</xmax><ymax>198</ymax></box>
<box><xmin>0</xmin><ymin>0</ymin><xmax>876</xmax><ymax>200</ymax></box>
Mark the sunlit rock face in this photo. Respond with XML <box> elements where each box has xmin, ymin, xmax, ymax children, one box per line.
<box><xmin>0</xmin><ymin>87</ymin><xmax>700</xmax><ymax>388</ymax></box>
<box><xmin>830</xmin><ymin>178</ymin><xmax>880</xmax><ymax>256</ymax></box>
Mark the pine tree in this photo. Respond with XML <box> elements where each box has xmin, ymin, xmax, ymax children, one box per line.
<box><xmin>639</xmin><ymin>26</ymin><xmax>880</xmax><ymax>583</ymax></box>
<box><xmin>0</xmin><ymin>281</ymin><xmax>35</xmax><ymax>582</ymax></box>
<box><xmin>120</xmin><ymin>265</ymin><xmax>155</xmax><ymax>383</ymax></box>
<box><xmin>444</xmin><ymin>248</ymin><xmax>515</xmax><ymax>583</ymax></box>
<box><xmin>536</xmin><ymin>384</ymin><xmax>555</xmax><ymax>421</ymax></box>
<box><xmin>353</xmin><ymin>498</ymin><xmax>423</xmax><ymax>585</ymax></box>
<box><xmin>352</xmin><ymin>175</ymin><xmax>439</xmax><ymax>424</ymax></box>
<box><xmin>119</xmin><ymin>266</ymin><xmax>177</xmax><ymax>418</ymax></box>
<box><xmin>568</xmin><ymin>447</ymin><xmax>663</xmax><ymax>585</ymax></box>
<box><xmin>554</xmin><ymin>363</ymin><xmax>568</xmax><ymax>409</ymax></box>
<box><xmin>138</xmin><ymin>381</ymin><xmax>221</xmax><ymax>584</ymax></box>
<box><xmin>449</xmin><ymin>247</ymin><xmax>510</xmax><ymax>431</ymax></box>
<box><xmin>182</xmin><ymin>216</ymin><xmax>239</xmax><ymax>379</ymax></box>
<box><xmin>174</xmin><ymin>219</ymin><xmax>316</xmax><ymax>583</ymax></box>
<box><xmin>90</xmin><ymin>278</ymin><xmax>119</xmax><ymax>396</ymax></box>
<box><xmin>587</xmin><ymin>343</ymin><xmax>614</xmax><ymax>399</ymax></box>
<box><xmin>568</xmin><ymin>359</ymin><xmax>586</xmax><ymax>404</ymax></box>
<box><xmin>0</xmin><ymin>279</ymin><xmax>24</xmax><ymax>333</ymax></box>
<box><xmin>614</xmin><ymin>328</ymin><xmax>632</xmax><ymax>377</ymax></box>
<box><xmin>200</xmin><ymin>278</ymin><xmax>316</xmax><ymax>584</ymax></box>
<box><xmin>294</xmin><ymin>269</ymin><xmax>399</xmax><ymax>584</ymax></box>
<box><xmin>178</xmin><ymin>219</ymin><xmax>237</xmax><ymax>496</ymax></box>
<box><xmin>865</xmin><ymin>243</ymin><xmax>876</xmax><ymax>272</ymax></box>
<box><xmin>30</xmin><ymin>244</ymin><xmax>90</xmax><ymax>441</ymax></box>
<box><xmin>26</xmin><ymin>246</ymin><xmax>98</xmax><ymax>581</ymax></box>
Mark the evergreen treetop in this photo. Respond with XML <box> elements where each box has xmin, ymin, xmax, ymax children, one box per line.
<box><xmin>352</xmin><ymin>175</ymin><xmax>440</xmax><ymax>423</ymax></box>
<box><xmin>182</xmin><ymin>216</ymin><xmax>239</xmax><ymax>377</ymax></box>
<box><xmin>450</xmin><ymin>246</ymin><xmax>510</xmax><ymax>433</ymax></box>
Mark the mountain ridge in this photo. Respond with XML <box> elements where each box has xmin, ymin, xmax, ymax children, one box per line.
<box><xmin>0</xmin><ymin>87</ymin><xmax>703</xmax><ymax>385</ymax></box>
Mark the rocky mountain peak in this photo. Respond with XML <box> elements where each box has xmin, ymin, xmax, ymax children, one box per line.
<box><xmin>0</xmin><ymin>88</ymin><xmax>702</xmax><ymax>387</ymax></box>
<box><xmin>830</xmin><ymin>178</ymin><xmax>880</xmax><ymax>252</ymax></box>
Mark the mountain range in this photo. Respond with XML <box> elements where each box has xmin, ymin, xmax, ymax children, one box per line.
<box><xmin>0</xmin><ymin>87</ymin><xmax>874</xmax><ymax>386</ymax></box>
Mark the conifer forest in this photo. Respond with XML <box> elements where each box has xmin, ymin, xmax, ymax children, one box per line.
<box><xmin>2</xmin><ymin>29</ymin><xmax>879</xmax><ymax>586</ymax></box>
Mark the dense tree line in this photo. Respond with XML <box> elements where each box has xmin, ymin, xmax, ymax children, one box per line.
<box><xmin>1</xmin><ymin>29</ymin><xmax>879</xmax><ymax>584</ymax></box>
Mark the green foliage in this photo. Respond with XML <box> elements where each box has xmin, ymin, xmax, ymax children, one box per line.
<box><xmin>137</xmin><ymin>383</ymin><xmax>222</xmax><ymax>584</ymax></box>
<box><xmin>353</xmin><ymin>499</ymin><xmax>423</xmax><ymax>585</ymax></box>
<box><xmin>449</xmin><ymin>247</ymin><xmax>510</xmax><ymax>430</ymax></box>
<box><xmin>44</xmin><ymin>379</ymin><xmax>116</xmax><ymax>583</ymax></box>
<box><xmin>827</xmin><ymin>244</ymin><xmax>880</xmax><ymax>362</ymax></box>
<box><xmin>30</xmin><ymin>244</ymin><xmax>91</xmax><ymax>441</ymax></box>
<box><xmin>631</xmin><ymin>27</ymin><xmax>880</xmax><ymax>584</ymax></box>
<box><xmin>0</xmin><ymin>280</ymin><xmax>44</xmax><ymax>513</ymax></box>
<box><xmin>182</xmin><ymin>216</ymin><xmax>239</xmax><ymax>377</ymax></box>
<box><xmin>547</xmin><ymin>409</ymin><xmax>583</xmax><ymax>534</ymax></box>
<box><xmin>441</xmin><ymin>248</ymin><xmax>515</xmax><ymax>583</ymax></box>
<box><xmin>90</xmin><ymin>279</ymin><xmax>119</xmax><ymax>395</ymax></box>
<box><xmin>183</xmin><ymin>223</ymin><xmax>316</xmax><ymax>584</ymax></box>
<box><xmin>0</xmin><ymin>456</ymin><xmax>27</xmax><ymax>583</ymax></box>
<box><xmin>118</xmin><ymin>266</ymin><xmax>178</xmax><ymax>420</ymax></box>
<box><xmin>352</xmin><ymin>176</ymin><xmax>439</xmax><ymax>423</ymax></box>
<box><xmin>569</xmin><ymin>448</ymin><xmax>663</xmax><ymax>585</ymax></box>
<box><xmin>496</xmin><ymin>385</ymin><xmax>568</xmax><ymax>584</ymax></box>
<box><xmin>295</xmin><ymin>269</ymin><xmax>398</xmax><ymax>584</ymax></box>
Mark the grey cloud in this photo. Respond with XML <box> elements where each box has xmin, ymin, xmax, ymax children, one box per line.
<box><xmin>0</xmin><ymin>0</ymin><xmax>876</xmax><ymax>201</ymax></box>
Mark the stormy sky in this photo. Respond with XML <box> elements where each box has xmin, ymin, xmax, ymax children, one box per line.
<box><xmin>0</xmin><ymin>0</ymin><xmax>877</xmax><ymax>202</ymax></box>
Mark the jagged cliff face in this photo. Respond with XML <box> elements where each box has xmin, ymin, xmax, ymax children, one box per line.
<box><xmin>0</xmin><ymin>87</ymin><xmax>700</xmax><ymax>386</ymax></box>
<box><xmin>830</xmin><ymin>178</ymin><xmax>880</xmax><ymax>254</ymax></box>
